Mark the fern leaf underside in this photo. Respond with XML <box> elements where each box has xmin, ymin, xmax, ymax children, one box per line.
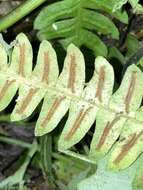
<box><xmin>0</xmin><ymin>33</ymin><xmax>143</xmax><ymax>172</ymax></box>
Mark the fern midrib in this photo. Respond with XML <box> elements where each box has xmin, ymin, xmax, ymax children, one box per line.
<box><xmin>73</xmin><ymin>0</ymin><xmax>84</xmax><ymax>45</ymax></box>
<box><xmin>1</xmin><ymin>68</ymin><xmax>142</xmax><ymax>125</ymax></box>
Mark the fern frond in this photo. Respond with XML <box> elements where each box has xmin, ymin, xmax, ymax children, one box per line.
<box><xmin>34</xmin><ymin>0</ymin><xmax>128</xmax><ymax>56</ymax></box>
<box><xmin>1</xmin><ymin>33</ymin><xmax>143</xmax><ymax>172</ymax></box>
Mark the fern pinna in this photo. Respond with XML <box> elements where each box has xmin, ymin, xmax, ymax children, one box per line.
<box><xmin>0</xmin><ymin>33</ymin><xmax>143</xmax><ymax>173</ymax></box>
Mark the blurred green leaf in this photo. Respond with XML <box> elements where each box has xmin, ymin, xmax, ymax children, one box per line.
<box><xmin>108</xmin><ymin>47</ymin><xmax>125</xmax><ymax>64</ymax></box>
<box><xmin>126</xmin><ymin>34</ymin><xmax>140</xmax><ymax>58</ymax></box>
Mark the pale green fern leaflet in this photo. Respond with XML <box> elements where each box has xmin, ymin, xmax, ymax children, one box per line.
<box><xmin>0</xmin><ymin>33</ymin><xmax>143</xmax><ymax>172</ymax></box>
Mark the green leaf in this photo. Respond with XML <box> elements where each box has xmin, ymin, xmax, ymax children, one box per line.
<box><xmin>108</xmin><ymin>47</ymin><xmax>125</xmax><ymax>64</ymax></box>
<box><xmin>78</xmin><ymin>170</ymin><xmax>133</xmax><ymax>190</ymax></box>
<box><xmin>89</xmin><ymin>108</ymin><xmax>127</xmax><ymax>161</ymax></box>
<box><xmin>58</xmin><ymin>57</ymin><xmax>114</xmax><ymax>150</ymax></box>
<box><xmin>11</xmin><ymin>40</ymin><xmax>59</xmax><ymax>121</ymax></box>
<box><xmin>126</xmin><ymin>34</ymin><xmax>140</xmax><ymax>59</ymax></box>
<box><xmin>35</xmin><ymin>44</ymin><xmax>85</xmax><ymax>136</ymax></box>
<box><xmin>0</xmin><ymin>33</ymin><xmax>32</xmax><ymax>111</ymax></box>
<box><xmin>34</xmin><ymin>0</ymin><xmax>128</xmax><ymax>56</ymax></box>
<box><xmin>89</xmin><ymin>64</ymin><xmax>143</xmax><ymax>161</ymax></box>
<box><xmin>1</xmin><ymin>33</ymin><xmax>143</xmax><ymax>178</ymax></box>
<box><xmin>77</xmin><ymin>157</ymin><xmax>141</xmax><ymax>190</ymax></box>
<box><xmin>87</xmin><ymin>0</ymin><xmax>128</xmax><ymax>24</ymax></box>
<box><xmin>81</xmin><ymin>9</ymin><xmax>119</xmax><ymax>39</ymax></box>
<box><xmin>108</xmin><ymin>111</ymin><xmax>143</xmax><ymax>171</ymax></box>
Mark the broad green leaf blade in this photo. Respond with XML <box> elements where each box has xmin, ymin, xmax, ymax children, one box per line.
<box><xmin>78</xmin><ymin>158</ymin><xmax>133</xmax><ymax>190</ymax></box>
<box><xmin>78</xmin><ymin>154</ymin><xmax>143</xmax><ymax>190</ymax></box>
<box><xmin>89</xmin><ymin>109</ymin><xmax>126</xmax><ymax>161</ymax></box>
<box><xmin>110</xmin><ymin>65</ymin><xmax>143</xmax><ymax>114</ymax></box>
<box><xmin>11</xmin><ymin>40</ymin><xmax>59</xmax><ymax>121</ymax></box>
<box><xmin>82</xmin><ymin>9</ymin><xmax>119</xmax><ymax>39</ymax></box>
<box><xmin>78</xmin><ymin>172</ymin><xmax>132</xmax><ymax>190</ymax></box>
<box><xmin>108</xmin><ymin>118</ymin><xmax>143</xmax><ymax>171</ymax></box>
<box><xmin>58</xmin><ymin>57</ymin><xmax>114</xmax><ymax>150</ymax></box>
<box><xmin>35</xmin><ymin>44</ymin><xmax>85</xmax><ymax>136</ymax></box>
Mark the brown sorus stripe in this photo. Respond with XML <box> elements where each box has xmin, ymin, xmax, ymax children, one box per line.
<box><xmin>68</xmin><ymin>54</ymin><xmax>76</xmax><ymax>93</ymax></box>
<box><xmin>41</xmin><ymin>96</ymin><xmax>65</xmax><ymax>128</ymax></box>
<box><xmin>19</xmin><ymin>43</ymin><xmax>26</xmax><ymax>77</ymax></box>
<box><xmin>124</xmin><ymin>72</ymin><xmax>136</xmax><ymax>113</ymax></box>
<box><xmin>64</xmin><ymin>107</ymin><xmax>92</xmax><ymax>141</ymax></box>
<box><xmin>0</xmin><ymin>80</ymin><xmax>16</xmax><ymax>101</ymax></box>
<box><xmin>96</xmin><ymin>115</ymin><xmax>121</xmax><ymax>150</ymax></box>
<box><xmin>113</xmin><ymin>130</ymin><xmax>143</xmax><ymax>164</ymax></box>
<box><xmin>42</xmin><ymin>52</ymin><xmax>50</xmax><ymax>84</ymax></box>
<box><xmin>95</xmin><ymin>66</ymin><xmax>105</xmax><ymax>102</ymax></box>
<box><xmin>16</xmin><ymin>88</ymin><xmax>39</xmax><ymax>114</ymax></box>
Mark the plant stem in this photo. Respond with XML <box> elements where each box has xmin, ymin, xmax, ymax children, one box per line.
<box><xmin>59</xmin><ymin>149</ymin><xmax>96</xmax><ymax>165</ymax></box>
<box><xmin>0</xmin><ymin>135</ymin><xmax>32</xmax><ymax>148</ymax></box>
<box><xmin>40</xmin><ymin>134</ymin><xmax>56</xmax><ymax>189</ymax></box>
<box><xmin>0</xmin><ymin>0</ymin><xmax>47</xmax><ymax>32</ymax></box>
